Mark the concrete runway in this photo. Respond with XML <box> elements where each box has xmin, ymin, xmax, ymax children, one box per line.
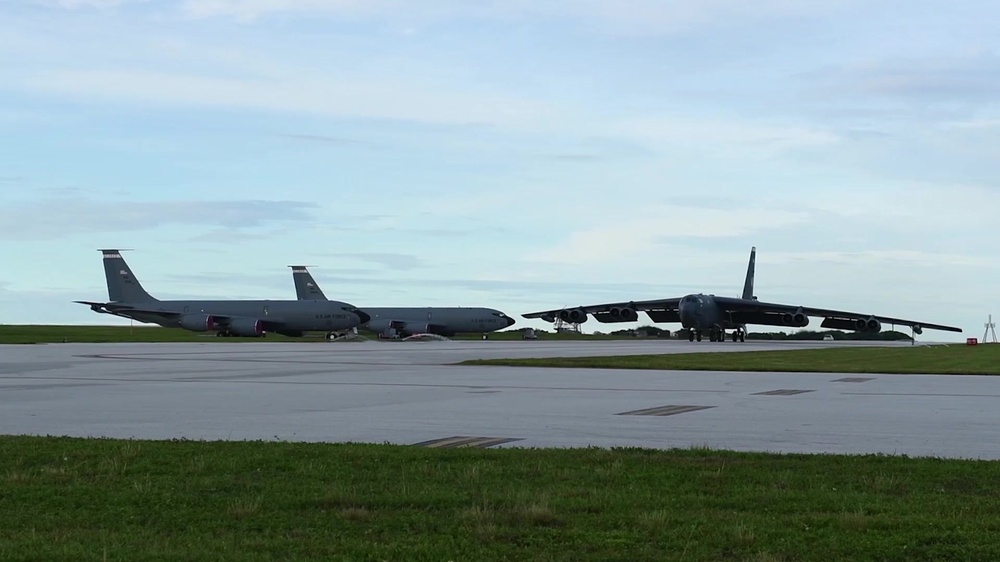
<box><xmin>2</xmin><ymin>339</ymin><xmax>997</xmax><ymax>459</ymax></box>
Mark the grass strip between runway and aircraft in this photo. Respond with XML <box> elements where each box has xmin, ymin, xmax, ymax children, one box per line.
<box><xmin>0</xmin><ymin>325</ymin><xmax>311</xmax><ymax>344</ymax></box>
<box><xmin>460</xmin><ymin>344</ymin><xmax>1000</xmax><ymax>375</ymax></box>
<box><xmin>0</xmin><ymin>325</ymin><xmax>605</xmax><ymax>344</ymax></box>
<box><xmin>2</xmin><ymin>435</ymin><xmax>1000</xmax><ymax>561</ymax></box>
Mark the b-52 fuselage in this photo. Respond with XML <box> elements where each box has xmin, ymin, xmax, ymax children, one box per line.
<box><xmin>523</xmin><ymin>247</ymin><xmax>962</xmax><ymax>342</ymax></box>
<box><xmin>288</xmin><ymin>266</ymin><xmax>516</xmax><ymax>338</ymax></box>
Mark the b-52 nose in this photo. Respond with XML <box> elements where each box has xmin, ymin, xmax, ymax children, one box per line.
<box><xmin>678</xmin><ymin>301</ymin><xmax>700</xmax><ymax>327</ymax></box>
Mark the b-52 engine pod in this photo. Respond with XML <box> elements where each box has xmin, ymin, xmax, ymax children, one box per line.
<box><xmin>780</xmin><ymin>308</ymin><xmax>809</xmax><ymax>327</ymax></box>
<box><xmin>609</xmin><ymin>307</ymin><xmax>638</xmax><ymax>322</ymax></box>
<box><xmin>820</xmin><ymin>316</ymin><xmax>881</xmax><ymax>333</ymax></box>
<box><xmin>558</xmin><ymin>309</ymin><xmax>589</xmax><ymax>323</ymax></box>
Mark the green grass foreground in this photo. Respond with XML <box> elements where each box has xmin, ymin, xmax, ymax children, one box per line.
<box><xmin>461</xmin><ymin>344</ymin><xmax>1000</xmax><ymax>375</ymax></box>
<box><xmin>2</xmin><ymin>436</ymin><xmax>1000</xmax><ymax>561</ymax></box>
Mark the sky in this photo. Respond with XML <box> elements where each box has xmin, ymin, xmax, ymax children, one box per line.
<box><xmin>1</xmin><ymin>0</ymin><xmax>998</xmax><ymax>341</ymax></box>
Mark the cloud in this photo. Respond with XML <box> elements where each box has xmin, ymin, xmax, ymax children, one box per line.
<box><xmin>0</xmin><ymin>5</ymin><xmax>882</xmax><ymax>157</ymax></box>
<box><xmin>322</xmin><ymin>252</ymin><xmax>427</xmax><ymax>271</ymax></box>
<box><xmin>407</xmin><ymin>227</ymin><xmax>495</xmax><ymax>238</ymax></box>
<box><xmin>610</xmin><ymin>116</ymin><xmax>841</xmax><ymax>154</ymax></box>
<box><xmin>0</xmin><ymin>109</ymin><xmax>45</xmax><ymax>124</ymax></box>
<box><xmin>0</xmin><ymin>196</ymin><xmax>318</xmax><ymax>240</ymax></box>
<box><xmin>23</xmin><ymin>68</ymin><xmax>564</xmax><ymax>131</ymax></box>
<box><xmin>273</xmin><ymin>133</ymin><xmax>358</xmax><ymax>146</ymax></box>
<box><xmin>159</xmin><ymin>270</ymin><xmax>376</xmax><ymax>298</ymax></box>
<box><xmin>851</xmin><ymin>55</ymin><xmax>1000</xmax><ymax>103</ymax></box>
<box><xmin>944</xmin><ymin>119</ymin><xmax>1000</xmax><ymax>130</ymax></box>
<box><xmin>185</xmin><ymin>226</ymin><xmax>305</xmax><ymax>244</ymax></box>
<box><xmin>526</xmin><ymin>205</ymin><xmax>813</xmax><ymax>266</ymax></box>
<box><xmin>176</xmin><ymin>0</ymin><xmax>867</xmax><ymax>34</ymax></box>
<box><xmin>799</xmin><ymin>54</ymin><xmax>1000</xmax><ymax>125</ymax></box>
<box><xmin>765</xmin><ymin>249</ymin><xmax>996</xmax><ymax>269</ymax></box>
<box><xmin>548</xmin><ymin>154</ymin><xmax>604</xmax><ymax>162</ymax></box>
<box><xmin>789</xmin><ymin>182</ymin><xmax>1000</xmax><ymax>230</ymax></box>
<box><xmin>34</xmin><ymin>0</ymin><xmax>142</xmax><ymax>8</ymax></box>
<box><xmin>536</xmin><ymin>137</ymin><xmax>656</xmax><ymax>162</ymax></box>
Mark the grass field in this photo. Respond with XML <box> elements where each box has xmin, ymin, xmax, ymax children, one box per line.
<box><xmin>0</xmin><ymin>324</ymin><xmax>313</xmax><ymax>344</ymax></box>
<box><xmin>461</xmin><ymin>344</ymin><xmax>1000</xmax><ymax>375</ymax></box>
<box><xmin>0</xmin><ymin>324</ymin><xmax>629</xmax><ymax>344</ymax></box>
<box><xmin>2</xmin><ymin>436</ymin><xmax>999</xmax><ymax>561</ymax></box>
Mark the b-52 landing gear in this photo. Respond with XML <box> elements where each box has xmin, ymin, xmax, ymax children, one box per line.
<box><xmin>730</xmin><ymin>327</ymin><xmax>747</xmax><ymax>342</ymax></box>
<box><xmin>688</xmin><ymin>327</ymin><xmax>746</xmax><ymax>342</ymax></box>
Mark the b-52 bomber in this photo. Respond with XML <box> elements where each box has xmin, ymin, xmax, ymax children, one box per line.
<box><xmin>522</xmin><ymin>247</ymin><xmax>962</xmax><ymax>342</ymax></box>
<box><xmin>289</xmin><ymin>265</ymin><xmax>516</xmax><ymax>339</ymax></box>
<box><xmin>76</xmin><ymin>250</ymin><xmax>370</xmax><ymax>338</ymax></box>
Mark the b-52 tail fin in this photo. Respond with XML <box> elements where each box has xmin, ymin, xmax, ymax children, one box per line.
<box><xmin>289</xmin><ymin>265</ymin><xmax>327</xmax><ymax>300</ymax></box>
<box><xmin>741</xmin><ymin>246</ymin><xmax>756</xmax><ymax>301</ymax></box>
<box><xmin>99</xmin><ymin>249</ymin><xmax>157</xmax><ymax>303</ymax></box>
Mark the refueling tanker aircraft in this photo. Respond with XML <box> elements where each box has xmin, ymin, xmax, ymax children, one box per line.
<box><xmin>76</xmin><ymin>250</ymin><xmax>370</xmax><ymax>338</ymax></box>
<box><xmin>289</xmin><ymin>265</ymin><xmax>516</xmax><ymax>339</ymax></box>
<box><xmin>522</xmin><ymin>247</ymin><xmax>962</xmax><ymax>342</ymax></box>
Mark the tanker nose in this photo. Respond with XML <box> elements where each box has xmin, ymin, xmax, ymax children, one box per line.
<box><xmin>348</xmin><ymin>307</ymin><xmax>371</xmax><ymax>324</ymax></box>
<box><xmin>493</xmin><ymin>310</ymin><xmax>516</xmax><ymax>327</ymax></box>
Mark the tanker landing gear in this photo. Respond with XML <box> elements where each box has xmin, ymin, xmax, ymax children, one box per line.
<box><xmin>215</xmin><ymin>330</ymin><xmax>265</xmax><ymax>338</ymax></box>
<box><xmin>731</xmin><ymin>328</ymin><xmax>747</xmax><ymax>343</ymax></box>
<box><xmin>687</xmin><ymin>329</ymin><xmax>702</xmax><ymax>342</ymax></box>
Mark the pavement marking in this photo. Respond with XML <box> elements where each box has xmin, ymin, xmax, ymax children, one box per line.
<box><xmin>616</xmin><ymin>405</ymin><xmax>716</xmax><ymax>416</ymax></box>
<box><xmin>752</xmin><ymin>389</ymin><xmax>815</xmax><ymax>396</ymax></box>
<box><xmin>832</xmin><ymin>377</ymin><xmax>875</xmax><ymax>383</ymax></box>
<box><xmin>411</xmin><ymin>436</ymin><xmax>523</xmax><ymax>449</ymax></box>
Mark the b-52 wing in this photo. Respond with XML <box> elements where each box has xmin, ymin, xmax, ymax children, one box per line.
<box><xmin>522</xmin><ymin>297</ymin><xmax>684</xmax><ymax>324</ymax></box>
<box><xmin>522</xmin><ymin>295</ymin><xmax>961</xmax><ymax>334</ymax></box>
<box><xmin>710</xmin><ymin>296</ymin><xmax>962</xmax><ymax>334</ymax></box>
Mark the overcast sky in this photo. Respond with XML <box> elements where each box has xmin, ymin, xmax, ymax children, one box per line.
<box><xmin>1</xmin><ymin>0</ymin><xmax>997</xmax><ymax>341</ymax></box>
